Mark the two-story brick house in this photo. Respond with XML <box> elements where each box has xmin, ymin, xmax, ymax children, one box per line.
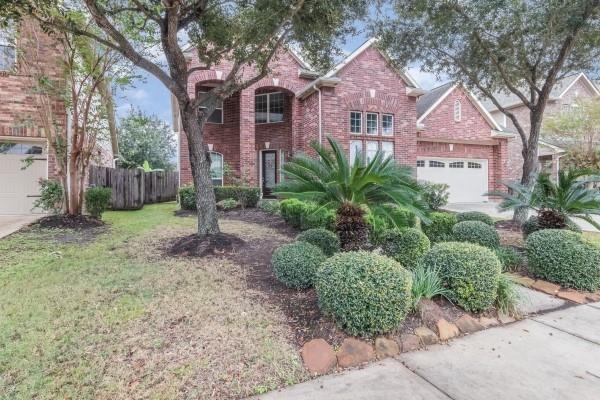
<box><xmin>175</xmin><ymin>38</ymin><xmax>517</xmax><ymax>203</ymax></box>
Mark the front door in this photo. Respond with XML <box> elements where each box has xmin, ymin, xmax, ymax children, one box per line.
<box><xmin>262</xmin><ymin>150</ymin><xmax>277</xmax><ymax>197</ymax></box>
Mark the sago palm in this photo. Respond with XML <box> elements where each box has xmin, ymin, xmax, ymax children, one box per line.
<box><xmin>489</xmin><ymin>168</ymin><xmax>600</xmax><ymax>230</ymax></box>
<box><xmin>274</xmin><ymin>137</ymin><xmax>428</xmax><ymax>250</ymax></box>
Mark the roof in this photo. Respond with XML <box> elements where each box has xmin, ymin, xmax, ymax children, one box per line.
<box><xmin>416</xmin><ymin>82</ymin><xmax>503</xmax><ymax>131</ymax></box>
<box><xmin>481</xmin><ymin>72</ymin><xmax>600</xmax><ymax>111</ymax></box>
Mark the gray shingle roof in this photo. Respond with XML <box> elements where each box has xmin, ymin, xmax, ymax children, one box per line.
<box><xmin>416</xmin><ymin>82</ymin><xmax>454</xmax><ymax>118</ymax></box>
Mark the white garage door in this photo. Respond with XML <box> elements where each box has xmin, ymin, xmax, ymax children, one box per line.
<box><xmin>0</xmin><ymin>141</ymin><xmax>47</xmax><ymax>214</ymax></box>
<box><xmin>417</xmin><ymin>157</ymin><xmax>488</xmax><ymax>203</ymax></box>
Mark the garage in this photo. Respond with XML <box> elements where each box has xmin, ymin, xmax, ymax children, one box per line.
<box><xmin>417</xmin><ymin>157</ymin><xmax>488</xmax><ymax>203</ymax></box>
<box><xmin>0</xmin><ymin>140</ymin><xmax>47</xmax><ymax>214</ymax></box>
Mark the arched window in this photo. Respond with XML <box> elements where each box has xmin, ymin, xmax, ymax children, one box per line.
<box><xmin>454</xmin><ymin>100</ymin><xmax>461</xmax><ymax>122</ymax></box>
<box><xmin>209</xmin><ymin>151</ymin><xmax>224</xmax><ymax>186</ymax></box>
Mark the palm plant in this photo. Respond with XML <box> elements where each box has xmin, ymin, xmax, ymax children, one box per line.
<box><xmin>489</xmin><ymin>168</ymin><xmax>600</xmax><ymax>230</ymax></box>
<box><xmin>274</xmin><ymin>137</ymin><xmax>428</xmax><ymax>250</ymax></box>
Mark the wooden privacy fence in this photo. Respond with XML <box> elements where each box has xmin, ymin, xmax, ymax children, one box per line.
<box><xmin>89</xmin><ymin>166</ymin><xmax>178</xmax><ymax>210</ymax></box>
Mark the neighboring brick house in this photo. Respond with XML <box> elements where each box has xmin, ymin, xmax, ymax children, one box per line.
<box><xmin>481</xmin><ymin>73</ymin><xmax>600</xmax><ymax>180</ymax></box>
<box><xmin>175</xmin><ymin>38</ymin><xmax>519</xmax><ymax>203</ymax></box>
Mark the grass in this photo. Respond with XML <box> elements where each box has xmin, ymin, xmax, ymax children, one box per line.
<box><xmin>0</xmin><ymin>203</ymin><xmax>305</xmax><ymax>399</ymax></box>
<box><xmin>583</xmin><ymin>231</ymin><xmax>600</xmax><ymax>245</ymax></box>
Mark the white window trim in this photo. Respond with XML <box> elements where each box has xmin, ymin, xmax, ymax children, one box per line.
<box><xmin>380</xmin><ymin>141</ymin><xmax>394</xmax><ymax>160</ymax></box>
<box><xmin>366</xmin><ymin>112</ymin><xmax>379</xmax><ymax>135</ymax></box>
<box><xmin>350</xmin><ymin>111</ymin><xmax>362</xmax><ymax>135</ymax></box>
<box><xmin>454</xmin><ymin>100</ymin><xmax>461</xmax><ymax>122</ymax></box>
<box><xmin>502</xmin><ymin>114</ymin><xmax>507</xmax><ymax>128</ymax></box>
<box><xmin>382</xmin><ymin>114</ymin><xmax>394</xmax><ymax>136</ymax></box>
<box><xmin>198</xmin><ymin>91</ymin><xmax>224</xmax><ymax>124</ymax></box>
<box><xmin>255</xmin><ymin>92</ymin><xmax>285</xmax><ymax>124</ymax></box>
<box><xmin>209</xmin><ymin>151</ymin><xmax>224</xmax><ymax>186</ymax></box>
<box><xmin>0</xmin><ymin>24</ymin><xmax>17</xmax><ymax>72</ymax></box>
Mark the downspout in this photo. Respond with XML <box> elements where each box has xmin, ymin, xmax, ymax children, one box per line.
<box><xmin>312</xmin><ymin>84</ymin><xmax>322</xmax><ymax>146</ymax></box>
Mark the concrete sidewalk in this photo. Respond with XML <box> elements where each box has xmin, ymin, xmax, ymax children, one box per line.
<box><xmin>0</xmin><ymin>215</ymin><xmax>40</xmax><ymax>239</ymax></box>
<box><xmin>254</xmin><ymin>303</ymin><xmax>600</xmax><ymax>400</ymax></box>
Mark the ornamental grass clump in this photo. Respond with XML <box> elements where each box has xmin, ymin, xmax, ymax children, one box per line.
<box><xmin>315</xmin><ymin>251</ymin><xmax>412</xmax><ymax>336</ymax></box>
<box><xmin>381</xmin><ymin>228</ymin><xmax>430</xmax><ymax>270</ymax></box>
<box><xmin>296</xmin><ymin>228</ymin><xmax>340</xmax><ymax>256</ymax></box>
<box><xmin>271</xmin><ymin>242</ymin><xmax>326</xmax><ymax>289</ymax></box>
<box><xmin>452</xmin><ymin>221</ymin><xmax>500</xmax><ymax>249</ymax></box>
<box><xmin>422</xmin><ymin>242</ymin><xmax>502</xmax><ymax>312</ymax></box>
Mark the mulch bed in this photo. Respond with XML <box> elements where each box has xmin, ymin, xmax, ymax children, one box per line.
<box><xmin>167</xmin><ymin>232</ymin><xmax>246</xmax><ymax>257</ymax></box>
<box><xmin>495</xmin><ymin>219</ymin><xmax>521</xmax><ymax>232</ymax></box>
<box><xmin>22</xmin><ymin>215</ymin><xmax>108</xmax><ymax>244</ymax></box>
<box><xmin>35</xmin><ymin>214</ymin><xmax>105</xmax><ymax>230</ymax></box>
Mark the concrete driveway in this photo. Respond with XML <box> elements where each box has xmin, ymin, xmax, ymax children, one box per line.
<box><xmin>0</xmin><ymin>215</ymin><xmax>40</xmax><ymax>239</ymax></box>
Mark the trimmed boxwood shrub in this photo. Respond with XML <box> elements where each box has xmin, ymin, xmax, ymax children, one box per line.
<box><xmin>526</xmin><ymin>229</ymin><xmax>600</xmax><ymax>291</ymax></box>
<box><xmin>315</xmin><ymin>251</ymin><xmax>412</xmax><ymax>336</ymax></box>
<box><xmin>422</xmin><ymin>242</ymin><xmax>502</xmax><ymax>312</ymax></box>
<box><xmin>271</xmin><ymin>242</ymin><xmax>326</xmax><ymax>289</ymax></box>
<box><xmin>495</xmin><ymin>246</ymin><xmax>525</xmax><ymax>272</ymax></box>
<box><xmin>179</xmin><ymin>185</ymin><xmax>196</xmax><ymax>210</ymax></box>
<box><xmin>456</xmin><ymin>211</ymin><xmax>495</xmax><ymax>226</ymax></box>
<box><xmin>300</xmin><ymin>206</ymin><xmax>336</xmax><ymax>231</ymax></box>
<box><xmin>522</xmin><ymin>215</ymin><xmax>582</xmax><ymax>238</ymax></box>
<box><xmin>280</xmin><ymin>198</ymin><xmax>306</xmax><ymax>228</ymax></box>
<box><xmin>422</xmin><ymin>212</ymin><xmax>457</xmax><ymax>243</ymax></box>
<box><xmin>179</xmin><ymin>185</ymin><xmax>260</xmax><ymax>210</ymax></box>
<box><xmin>381</xmin><ymin>228</ymin><xmax>430</xmax><ymax>270</ymax></box>
<box><xmin>297</xmin><ymin>228</ymin><xmax>340</xmax><ymax>256</ymax></box>
<box><xmin>452</xmin><ymin>221</ymin><xmax>500</xmax><ymax>248</ymax></box>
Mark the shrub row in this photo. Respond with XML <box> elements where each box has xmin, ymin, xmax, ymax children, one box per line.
<box><xmin>381</xmin><ymin>228</ymin><xmax>430</xmax><ymax>270</ymax></box>
<box><xmin>452</xmin><ymin>220</ymin><xmax>500</xmax><ymax>249</ymax></box>
<box><xmin>179</xmin><ymin>185</ymin><xmax>261</xmax><ymax>210</ymax></box>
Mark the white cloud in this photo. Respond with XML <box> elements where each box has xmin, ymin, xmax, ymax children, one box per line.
<box><xmin>129</xmin><ymin>88</ymin><xmax>149</xmax><ymax>100</ymax></box>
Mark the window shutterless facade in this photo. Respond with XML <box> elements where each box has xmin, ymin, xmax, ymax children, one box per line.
<box><xmin>382</xmin><ymin>114</ymin><xmax>394</xmax><ymax>136</ymax></box>
<box><xmin>350</xmin><ymin>111</ymin><xmax>362</xmax><ymax>134</ymax></box>
<box><xmin>255</xmin><ymin>92</ymin><xmax>284</xmax><ymax>123</ymax></box>
<box><xmin>366</xmin><ymin>113</ymin><xmax>378</xmax><ymax>135</ymax></box>
<box><xmin>366</xmin><ymin>140</ymin><xmax>378</xmax><ymax>163</ymax></box>
<box><xmin>209</xmin><ymin>152</ymin><xmax>224</xmax><ymax>186</ymax></box>
<box><xmin>454</xmin><ymin>100</ymin><xmax>461</xmax><ymax>122</ymax></box>
<box><xmin>380</xmin><ymin>141</ymin><xmax>394</xmax><ymax>160</ymax></box>
<box><xmin>197</xmin><ymin>91</ymin><xmax>223</xmax><ymax>124</ymax></box>
<box><xmin>0</xmin><ymin>25</ymin><xmax>16</xmax><ymax>71</ymax></box>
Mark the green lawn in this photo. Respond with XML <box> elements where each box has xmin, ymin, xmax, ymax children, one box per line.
<box><xmin>584</xmin><ymin>231</ymin><xmax>600</xmax><ymax>245</ymax></box>
<box><xmin>0</xmin><ymin>203</ymin><xmax>305</xmax><ymax>399</ymax></box>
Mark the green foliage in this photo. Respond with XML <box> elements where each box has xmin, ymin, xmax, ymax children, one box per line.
<box><xmin>118</xmin><ymin>108</ymin><xmax>176</xmax><ymax>171</ymax></box>
<box><xmin>422</xmin><ymin>212</ymin><xmax>457</xmax><ymax>243</ymax></box>
<box><xmin>178</xmin><ymin>185</ymin><xmax>196</xmax><ymax>211</ymax></box>
<box><xmin>279</xmin><ymin>198</ymin><xmax>306</xmax><ymax>229</ymax></box>
<box><xmin>452</xmin><ymin>221</ymin><xmax>500</xmax><ymax>249</ymax></box>
<box><xmin>216</xmin><ymin>198</ymin><xmax>238</xmax><ymax>211</ymax></box>
<box><xmin>296</xmin><ymin>228</ymin><xmax>340</xmax><ymax>256</ymax></box>
<box><xmin>257</xmin><ymin>199</ymin><xmax>280</xmax><ymax>214</ymax></box>
<box><xmin>410</xmin><ymin>265</ymin><xmax>451</xmax><ymax>311</ymax></box>
<box><xmin>271</xmin><ymin>242</ymin><xmax>326</xmax><ymax>289</ymax></box>
<box><xmin>279</xmin><ymin>199</ymin><xmax>336</xmax><ymax>230</ymax></box>
<box><xmin>180</xmin><ymin>185</ymin><xmax>261</xmax><ymax>210</ymax></box>
<box><xmin>422</xmin><ymin>242</ymin><xmax>502</xmax><ymax>312</ymax></box>
<box><xmin>456</xmin><ymin>211</ymin><xmax>494</xmax><ymax>226</ymax></box>
<box><xmin>420</xmin><ymin>182</ymin><xmax>450</xmax><ymax>211</ymax></box>
<box><xmin>494</xmin><ymin>246</ymin><xmax>525</xmax><ymax>272</ymax></box>
<box><xmin>381</xmin><ymin>228</ymin><xmax>430</xmax><ymax>270</ymax></box>
<box><xmin>495</xmin><ymin>273</ymin><xmax>521</xmax><ymax>317</ymax></box>
<box><xmin>33</xmin><ymin>178</ymin><xmax>63</xmax><ymax>214</ymax></box>
<box><xmin>365</xmin><ymin>205</ymin><xmax>416</xmax><ymax>245</ymax></box>
<box><xmin>522</xmin><ymin>215</ymin><xmax>582</xmax><ymax>238</ymax></box>
<box><xmin>315</xmin><ymin>251</ymin><xmax>412</xmax><ymax>336</ymax></box>
<box><xmin>85</xmin><ymin>186</ymin><xmax>112</xmax><ymax>219</ymax></box>
<box><xmin>526</xmin><ymin>229</ymin><xmax>600</xmax><ymax>291</ymax></box>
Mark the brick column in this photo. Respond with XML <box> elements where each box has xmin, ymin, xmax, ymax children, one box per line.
<box><xmin>239</xmin><ymin>88</ymin><xmax>257</xmax><ymax>185</ymax></box>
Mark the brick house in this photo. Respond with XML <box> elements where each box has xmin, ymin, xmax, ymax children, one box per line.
<box><xmin>175</xmin><ymin>38</ymin><xmax>520</xmax><ymax>203</ymax></box>
<box><xmin>481</xmin><ymin>73</ymin><xmax>600</xmax><ymax>180</ymax></box>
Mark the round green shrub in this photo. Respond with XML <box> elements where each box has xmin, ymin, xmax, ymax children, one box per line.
<box><xmin>271</xmin><ymin>242</ymin><xmax>326</xmax><ymax>289</ymax></box>
<box><xmin>422</xmin><ymin>212</ymin><xmax>457</xmax><ymax>243</ymax></box>
<box><xmin>526</xmin><ymin>229</ymin><xmax>600</xmax><ymax>291</ymax></box>
<box><xmin>452</xmin><ymin>221</ymin><xmax>500</xmax><ymax>248</ymax></box>
<box><xmin>296</xmin><ymin>228</ymin><xmax>340</xmax><ymax>256</ymax></box>
<box><xmin>494</xmin><ymin>246</ymin><xmax>525</xmax><ymax>272</ymax></box>
<box><xmin>381</xmin><ymin>228</ymin><xmax>430</xmax><ymax>270</ymax></box>
<box><xmin>456</xmin><ymin>211</ymin><xmax>495</xmax><ymax>226</ymax></box>
<box><xmin>422</xmin><ymin>242</ymin><xmax>502</xmax><ymax>312</ymax></box>
<box><xmin>85</xmin><ymin>186</ymin><xmax>112</xmax><ymax>219</ymax></box>
<box><xmin>178</xmin><ymin>185</ymin><xmax>196</xmax><ymax>210</ymax></box>
<box><xmin>216</xmin><ymin>198</ymin><xmax>238</xmax><ymax>210</ymax></box>
<box><xmin>315</xmin><ymin>251</ymin><xmax>412</xmax><ymax>336</ymax></box>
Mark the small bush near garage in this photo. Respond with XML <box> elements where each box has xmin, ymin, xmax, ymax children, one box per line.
<box><xmin>85</xmin><ymin>186</ymin><xmax>112</xmax><ymax>219</ymax></box>
<box><xmin>179</xmin><ymin>185</ymin><xmax>197</xmax><ymax>210</ymax></box>
<box><xmin>422</xmin><ymin>242</ymin><xmax>501</xmax><ymax>312</ymax></box>
<box><xmin>420</xmin><ymin>182</ymin><xmax>450</xmax><ymax>211</ymax></box>
<box><xmin>381</xmin><ymin>228</ymin><xmax>430</xmax><ymax>270</ymax></box>
<box><xmin>456</xmin><ymin>211</ymin><xmax>495</xmax><ymax>226</ymax></box>
<box><xmin>272</xmin><ymin>241</ymin><xmax>326</xmax><ymax>289</ymax></box>
<box><xmin>297</xmin><ymin>228</ymin><xmax>340</xmax><ymax>256</ymax></box>
<box><xmin>526</xmin><ymin>229</ymin><xmax>600</xmax><ymax>291</ymax></box>
<box><xmin>422</xmin><ymin>212</ymin><xmax>457</xmax><ymax>243</ymax></box>
<box><xmin>216</xmin><ymin>198</ymin><xmax>238</xmax><ymax>211</ymax></box>
<box><xmin>494</xmin><ymin>246</ymin><xmax>525</xmax><ymax>272</ymax></box>
<box><xmin>452</xmin><ymin>221</ymin><xmax>500</xmax><ymax>249</ymax></box>
<box><xmin>34</xmin><ymin>178</ymin><xmax>64</xmax><ymax>214</ymax></box>
<box><xmin>522</xmin><ymin>215</ymin><xmax>582</xmax><ymax>238</ymax></box>
<box><xmin>316</xmin><ymin>251</ymin><xmax>412</xmax><ymax>336</ymax></box>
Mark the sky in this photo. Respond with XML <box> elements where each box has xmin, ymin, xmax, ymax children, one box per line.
<box><xmin>114</xmin><ymin>28</ymin><xmax>444</xmax><ymax>129</ymax></box>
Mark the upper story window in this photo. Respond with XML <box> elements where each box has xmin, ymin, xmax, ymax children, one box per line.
<box><xmin>0</xmin><ymin>24</ymin><xmax>16</xmax><ymax>71</ymax></box>
<box><xmin>382</xmin><ymin>114</ymin><xmax>394</xmax><ymax>136</ymax></box>
<box><xmin>454</xmin><ymin>100</ymin><xmax>461</xmax><ymax>122</ymax></box>
<box><xmin>256</xmin><ymin>92</ymin><xmax>284</xmax><ymax>123</ymax></box>
<box><xmin>350</xmin><ymin>111</ymin><xmax>362</xmax><ymax>134</ymax></box>
<box><xmin>366</xmin><ymin>113</ymin><xmax>378</xmax><ymax>135</ymax></box>
<box><xmin>197</xmin><ymin>91</ymin><xmax>223</xmax><ymax>124</ymax></box>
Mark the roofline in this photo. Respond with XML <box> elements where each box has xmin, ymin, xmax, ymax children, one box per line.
<box><xmin>296</xmin><ymin>77</ymin><xmax>342</xmax><ymax>99</ymax></box>
<box><xmin>557</xmin><ymin>72</ymin><xmax>600</xmax><ymax>98</ymax></box>
<box><xmin>416</xmin><ymin>83</ymin><xmax>456</xmax><ymax>124</ymax></box>
<box><xmin>539</xmin><ymin>140</ymin><xmax>566</xmax><ymax>153</ymax></box>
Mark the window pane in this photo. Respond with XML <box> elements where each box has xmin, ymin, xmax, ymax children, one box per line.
<box><xmin>366</xmin><ymin>141</ymin><xmax>378</xmax><ymax>163</ymax></box>
<box><xmin>209</xmin><ymin>152</ymin><xmax>223</xmax><ymax>185</ymax></box>
<box><xmin>0</xmin><ymin>45</ymin><xmax>15</xmax><ymax>70</ymax></box>
<box><xmin>381</xmin><ymin>141</ymin><xmax>394</xmax><ymax>160</ymax></box>
<box><xmin>268</xmin><ymin>93</ymin><xmax>284</xmax><ymax>123</ymax></box>
<box><xmin>449</xmin><ymin>161</ymin><xmax>464</xmax><ymax>168</ymax></box>
<box><xmin>416</xmin><ymin>160</ymin><xmax>425</xmax><ymax>168</ymax></box>
<box><xmin>454</xmin><ymin>100</ymin><xmax>461</xmax><ymax>122</ymax></box>
<box><xmin>366</xmin><ymin>113</ymin><xmax>378</xmax><ymax>135</ymax></box>
<box><xmin>350</xmin><ymin>112</ymin><xmax>361</xmax><ymax>134</ymax></box>
<box><xmin>429</xmin><ymin>160</ymin><xmax>445</xmax><ymax>168</ymax></box>
<box><xmin>0</xmin><ymin>142</ymin><xmax>43</xmax><ymax>154</ymax></box>
<box><xmin>207</xmin><ymin>108</ymin><xmax>222</xmax><ymax>124</ymax></box>
<box><xmin>255</xmin><ymin>94</ymin><xmax>268</xmax><ymax>123</ymax></box>
<box><xmin>468</xmin><ymin>162</ymin><xmax>482</xmax><ymax>169</ymax></box>
<box><xmin>382</xmin><ymin>114</ymin><xmax>393</xmax><ymax>136</ymax></box>
<box><xmin>349</xmin><ymin>140</ymin><xmax>363</xmax><ymax>165</ymax></box>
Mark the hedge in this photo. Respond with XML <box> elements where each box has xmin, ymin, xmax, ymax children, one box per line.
<box><xmin>279</xmin><ymin>199</ymin><xmax>336</xmax><ymax>230</ymax></box>
<box><xmin>526</xmin><ymin>229</ymin><xmax>600</xmax><ymax>291</ymax></box>
<box><xmin>456</xmin><ymin>211</ymin><xmax>495</xmax><ymax>226</ymax></box>
<box><xmin>316</xmin><ymin>251</ymin><xmax>412</xmax><ymax>336</ymax></box>
<box><xmin>296</xmin><ymin>228</ymin><xmax>340</xmax><ymax>256</ymax></box>
<box><xmin>381</xmin><ymin>228</ymin><xmax>430</xmax><ymax>270</ymax></box>
<box><xmin>422</xmin><ymin>212</ymin><xmax>457</xmax><ymax>243</ymax></box>
<box><xmin>452</xmin><ymin>221</ymin><xmax>500</xmax><ymax>248</ymax></box>
<box><xmin>178</xmin><ymin>185</ymin><xmax>261</xmax><ymax>210</ymax></box>
<box><xmin>422</xmin><ymin>242</ymin><xmax>501</xmax><ymax>312</ymax></box>
<box><xmin>271</xmin><ymin>241</ymin><xmax>326</xmax><ymax>289</ymax></box>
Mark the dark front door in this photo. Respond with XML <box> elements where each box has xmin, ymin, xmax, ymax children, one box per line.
<box><xmin>262</xmin><ymin>150</ymin><xmax>277</xmax><ymax>197</ymax></box>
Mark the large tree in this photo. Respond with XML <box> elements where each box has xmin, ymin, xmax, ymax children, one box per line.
<box><xmin>376</xmin><ymin>0</ymin><xmax>600</xmax><ymax>220</ymax></box>
<box><xmin>2</xmin><ymin>0</ymin><xmax>368</xmax><ymax>235</ymax></box>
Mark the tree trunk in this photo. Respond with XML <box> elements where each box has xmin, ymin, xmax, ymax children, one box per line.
<box><xmin>514</xmin><ymin>111</ymin><xmax>543</xmax><ymax>223</ymax></box>
<box><xmin>335</xmin><ymin>202</ymin><xmax>369</xmax><ymax>251</ymax></box>
<box><xmin>99</xmin><ymin>80</ymin><xmax>119</xmax><ymax>161</ymax></box>
<box><xmin>67</xmin><ymin>155</ymin><xmax>81</xmax><ymax>215</ymax></box>
<box><xmin>180</xmin><ymin>101</ymin><xmax>220</xmax><ymax>235</ymax></box>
